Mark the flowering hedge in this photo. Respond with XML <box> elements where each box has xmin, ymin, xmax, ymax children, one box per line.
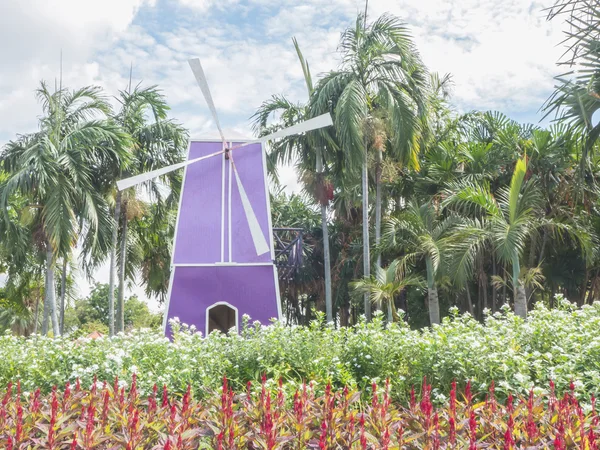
<box><xmin>0</xmin><ymin>376</ymin><xmax>599</xmax><ymax>449</ymax></box>
<box><xmin>1</xmin><ymin>297</ymin><xmax>600</xmax><ymax>402</ymax></box>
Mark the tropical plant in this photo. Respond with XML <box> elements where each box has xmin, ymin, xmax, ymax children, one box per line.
<box><xmin>545</xmin><ymin>0</ymin><xmax>600</xmax><ymax>173</ymax></box>
<box><xmin>252</xmin><ymin>38</ymin><xmax>338</xmax><ymax>322</ymax></box>
<box><xmin>0</xmin><ymin>83</ymin><xmax>129</xmax><ymax>336</ymax></box>
<box><xmin>445</xmin><ymin>157</ymin><xmax>554</xmax><ymax>318</ymax></box>
<box><xmin>311</xmin><ymin>14</ymin><xmax>428</xmax><ymax>320</ymax></box>
<box><xmin>351</xmin><ymin>259</ymin><xmax>422</xmax><ymax>322</ymax></box>
<box><xmin>381</xmin><ymin>201</ymin><xmax>457</xmax><ymax>324</ymax></box>
<box><xmin>63</xmin><ymin>282</ymin><xmax>161</xmax><ymax>334</ymax></box>
<box><xmin>0</xmin><ymin>375</ymin><xmax>595</xmax><ymax>449</ymax></box>
<box><xmin>1</xmin><ymin>295</ymin><xmax>599</xmax><ymax>404</ymax></box>
<box><xmin>108</xmin><ymin>85</ymin><xmax>187</xmax><ymax>334</ymax></box>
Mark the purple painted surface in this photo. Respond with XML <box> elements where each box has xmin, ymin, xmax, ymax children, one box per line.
<box><xmin>173</xmin><ymin>141</ymin><xmax>272</xmax><ymax>264</ymax></box>
<box><xmin>166</xmin><ymin>265</ymin><xmax>280</xmax><ymax>336</ymax></box>
<box><xmin>173</xmin><ymin>141</ymin><xmax>224</xmax><ymax>264</ymax></box>
<box><xmin>167</xmin><ymin>140</ymin><xmax>280</xmax><ymax>336</ymax></box>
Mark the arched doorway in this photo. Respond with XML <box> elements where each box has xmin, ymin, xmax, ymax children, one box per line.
<box><xmin>206</xmin><ymin>302</ymin><xmax>238</xmax><ymax>335</ymax></box>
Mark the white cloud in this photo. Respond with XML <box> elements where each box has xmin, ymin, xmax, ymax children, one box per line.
<box><xmin>366</xmin><ymin>0</ymin><xmax>562</xmax><ymax>114</ymax></box>
<box><xmin>0</xmin><ymin>0</ymin><xmax>154</xmax><ymax>139</ymax></box>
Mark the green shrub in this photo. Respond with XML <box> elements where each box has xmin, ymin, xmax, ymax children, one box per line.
<box><xmin>0</xmin><ymin>296</ymin><xmax>599</xmax><ymax>402</ymax></box>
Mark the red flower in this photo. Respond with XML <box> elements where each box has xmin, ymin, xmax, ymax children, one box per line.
<box><xmin>319</xmin><ymin>420</ymin><xmax>328</xmax><ymax>449</ymax></box>
<box><xmin>162</xmin><ymin>384</ymin><xmax>169</xmax><ymax>408</ymax></box>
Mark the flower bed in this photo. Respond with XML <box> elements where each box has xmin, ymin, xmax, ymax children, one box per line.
<box><xmin>1</xmin><ymin>297</ymin><xmax>600</xmax><ymax>402</ymax></box>
<box><xmin>0</xmin><ymin>376</ymin><xmax>597</xmax><ymax>449</ymax></box>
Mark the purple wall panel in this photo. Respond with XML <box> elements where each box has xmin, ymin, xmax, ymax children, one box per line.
<box><xmin>166</xmin><ymin>265</ymin><xmax>280</xmax><ymax>336</ymax></box>
<box><xmin>173</xmin><ymin>141</ymin><xmax>272</xmax><ymax>265</ymax></box>
<box><xmin>173</xmin><ymin>141</ymin><xmax>224</xmax><ymax>264</ymax></box>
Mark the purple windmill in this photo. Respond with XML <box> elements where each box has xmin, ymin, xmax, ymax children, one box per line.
<box><xmin>116</xmin><ymin>58</ymin><xmax>333</xmax><ymax>336</ymax></box>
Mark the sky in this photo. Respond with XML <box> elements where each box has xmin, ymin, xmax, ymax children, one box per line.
<box><xmin>0</xmin><ymin>0</ymin><xmax>567</xmax><ymax>310</ymax></box>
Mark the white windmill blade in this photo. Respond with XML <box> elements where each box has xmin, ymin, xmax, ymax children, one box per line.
<box><xmin>188</xmin><ymin>58</ymin><xmax>227</xmax><ymax>144</ymax></box>
<box><xmin>232</xmin><ymin>113</ymin><xmax>333</xmax><ymax>150</ymax></box>
<box><xmin>116</xmin><ymin>150</ymin><xmax>224</xmax><ymax>191</ymax></box>
<box><xmin>231</xmin><ymin>162</ymin><xmax>270</xmax><ymax>256</ymax></box>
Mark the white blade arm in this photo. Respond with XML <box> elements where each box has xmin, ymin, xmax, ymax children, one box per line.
<box><xmin>233</xmin><ymin>113</ymin><xmax>333</xmax><ymax>150</ymax></box>
<box><xmin>116</xmin><ymin>150</ymin><xmax>223</xmax><ymax>191</ymax></box>
<box><xmin>232</xmin><ymin>164</ymin><xmax>270</xmax><ymax>256</ymax></box>
<box><xmin>188</xmin><ymin>58</ymin><xmax>227</xmax><ymax>144</ymax></box>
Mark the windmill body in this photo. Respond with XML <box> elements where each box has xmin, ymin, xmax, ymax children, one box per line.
<box><xmin>116</xmin><ymin>57</ymin><xmax>332</xmax><ymax>336</ymax></box>
<box><xmin>164</xmin><ymin>139</ymin><xmax>280</xmax><ymax>335</ymax></box>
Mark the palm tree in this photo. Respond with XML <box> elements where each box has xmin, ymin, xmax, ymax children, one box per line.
<box><xmin>382</xmin><ymin>201</ymin><xmax>457</xmax><ymax>325</ymax></box>
<box><xmin>0</xmin><ymin>82</ymin><xmax>129</xmax><ymax>336</ymax></box>
<box><xmin>545</xmin><ymin>0</ymin><xmax>600</xmax><ymax>173</ymax></box>
<box><xmin>128</xmin><ymin>200</ymin><xmax>179</xmax><ymax>304</ymax></box>
<box><xmin>253</xmin><ymin>38</ymin><xmax>338</xmax><ymax>323</ymax></box>
<box><xmin>110</xmin><ymin>85</ymin><xmax>187</xmax><ymax>334</ymax></box>
<box><xmin>311</xmin><ymin>13</ymin><xmax>428</xmax><ymax>320</ymax></box>
<box><xmin>351</xmin><ymin>259</ymin><xmax>422</xmax><ymax>322</ymax></box>
<box><xmin>445</xmin><ymin>157</ymin><xmax>547</xmax><ymax>318</ymax></box>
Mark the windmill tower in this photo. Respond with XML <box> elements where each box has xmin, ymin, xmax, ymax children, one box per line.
<box><xmin>117</xmin><ymin>58</ymin><xmax>332</xmax><ymax>336</ymax></box>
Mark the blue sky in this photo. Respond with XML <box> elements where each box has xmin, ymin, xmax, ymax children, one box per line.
<box><xmin>0</xmin><ymin>0</ymin><xmax>566</xmax><ymax>307</ymax></box>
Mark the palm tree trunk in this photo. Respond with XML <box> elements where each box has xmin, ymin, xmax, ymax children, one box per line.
<box><xmin>59</xmin><ymin>257</ymin><xmax>67</xmax><ymax>335</ymax></box>
<box><xmin>579</xmin><ymin>269</ymin><xmax>589</xmax><ymax>307</ymax></box>
<box><xmin>465</xmin><ymin>283</ymin><xmax>474</xmax><ymax>315</ymax></box>
<box><xmin>492</xmin><ymin>257</ymin><xmax>497</xmax><ymax>313</ymax></box>
<box><xmin>426</xmin><ymin>257</ymin><xmax>440</xmax><ymax>325</ymax></box>
<box><xmin>513</xmin><ymin>256</ymin><xmax>527</xmax><ymax>318</ymax></box>
<box><xmin>321</xmin><ymin>204</ymin><xmax>333</xmax><ymax>323</ymax></box>
<box><xmin>586</xmin><ymin>269</ymin><xmax>599</xmax><ymax>304</ymax></box>
<box><xmin>428</xmin><ymin>286</ymin><xmax>440</xmax><ymax>325</ymax></box>
<box><xmin>317</xmin><ymin>150</ymin><xmax>333</xmax><ymax>324</ymax></box>
<box><xmin>362</xmin><ymin>139</ymin><xmax>371</xmax><ymax>321</ymax></box>
<box><xmin>33</xmin><ymin>288</ymin><xmax>40</xmax><ymax>335</ymax></box>
<box><xmin>108</xmin><ymin>191</ymin><xmax>122</xmax><ymax>336</ymax></box>
<box><xmin>478</xmin><ymin>257</ymin><xmax>488</xmax><ymax>315</ymax></box>
<box><xmin>340</xmin><ymin>301</ymin><xmax>349</xmax><ymax>327</ymax></box>
<box><xmin>399</xmin><ymin>289</ymin><xmax>408</xmax><ymax>321</ymax></box>
<box><xmin>117</xmin><ymin>210</ymin><xmax>128</xmax><ymax>333</ymax></box>
<box><xmin>477</xmin><ymin>273</ymin><xmax>483</xmax><ymax>320</ymax></box>
<box><xmin>44</xmin><ymin>243</ymin><xmax>60</xmax><ymax>336</ymax></box>
<box><xmin>538</xmin><ymin>230</ymin><xmax>548</xmax><ymax>266</ymax></box>
<box><xmin>515</xmin><ymin>284</ymin><xmax>527</xmax><ymax>318</ymax></box>
<box><xmin>375</xmin><ymin>148</ymin><xmax>382</xmax><ymax>268</ymax></box>
<box><xmin>42</xmin><ymin>266</ymin><xmax>50</xmax><ymax>335</ymax></box>
<box><xmin>502</xmin><ymin>268</ymin><xmax>507</xmax><ymax>307</ymax></box>
<box><xmin>482</xmin><ymin>275</ymin><xmax>488</xmax><ymax>314</ymax></box>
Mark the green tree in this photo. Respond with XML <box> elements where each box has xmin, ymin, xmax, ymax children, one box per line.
<box><xmin>446</xmin><ymin>157</ymin><xmax>552</xmax><ymax>318</ymax></box>
<box><xmin>124</xmin><ymin>295</ymin><xmax>162</xmax><ymax>330</ymax></box>
<box><xmin>65</xmin><ymin>283</ymin><xmax>160</xmax><ymax>333</ymax></box>
<box><xmin>109</xmin><ymin>85</ymin><xmax>187</xmax><ymax>334</ymax></box>
<box><xmin>382</xmin><ymin>201</ymin><xmax>457</xmax><ymax>324</ymax></box>
<box><xmin>351</xmin><ymin>259</ymin><xmax>422</xmax><ymax>322</ymax></box>
<box><xmin>311</xmin><ymin>14</ymin><xmax>427</xmax><ymax>320</ymax></box>
<box><xmin>0</xmin><ymin>83</ymin><xmax>129</xmax><ymax>336</ymax></box>
<box><xmin>545</xmin><ymin>0</ymin><xmax>600</xmax><ymax>174</ymax></box>
<box><xmin>253</xmin><ymin>38</ymin><xmax>337</xmax><ymax>322</ymax></box>
<box><xmin>128</xmin><ymin>202</ymin><xmax>178</xmax><ymax>305</ymax></box>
